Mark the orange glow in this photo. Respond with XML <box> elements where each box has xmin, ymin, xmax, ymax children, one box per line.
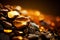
<box><xmin>7</xmin><ymin>6</ymin><xmax>59</xmax><ymax>30</ymax></box>
<box><xmin>46</xmin><ymin>20</ymin><xmax>51</xmax><ymax>25</ymax></box>
<box><xmin>56</xmin><ymin>17</ymin><xmax>60</xmax><ymax>22</ymax></box>
<box><xmin>51</xmin><ymin>22</ymin><xmax>55</xmax><ymax>26</ymax></box>
<box><xmin>21</xmin><ymin>10</ymin><xmax>28</xmax><ymax>15</ymax></box>
<box><xmin>34</xmin><ymin>11</ymin><xmax>40</xmax><ymax>16</ymax></box>
<box><xmin>40</xmin><ymin>26</ymin><xmax>45</xmax><ymax>32</ymax></box>
<box><xmin>40</xmin><ymin>26</ymin><xmax>45</xmax><ymax>29</ymax></box>
<box><xmin>39</xmin><ymin>14</ymin><xmax>44</xmax><ymax>20</ymax></box>
<box><xmin>13</xmin><ymin>36</ymin><xmax>23</xmax><ymax>40</ymax></box>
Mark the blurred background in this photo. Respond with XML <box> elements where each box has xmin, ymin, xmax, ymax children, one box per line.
<box><xmin>0</xmin><ymin>0</ymin><xmax>60</xmax><ymax>16</ymax></box>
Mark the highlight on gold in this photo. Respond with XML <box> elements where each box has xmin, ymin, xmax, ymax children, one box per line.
<box><xmin>8</xmin><ymin>11</ymin><xmax>20</xmax><ymax>18</ymax></box>
<box><xmin>4</xmin><ymin>29</ymin><xmax>12</xmax><ymax>33</ymax></box>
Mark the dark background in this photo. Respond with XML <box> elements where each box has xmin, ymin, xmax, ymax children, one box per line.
<box><xmin>0</xmin><ymin>0</ymin><xmax>60</xmax><ymax>16</ymax></box>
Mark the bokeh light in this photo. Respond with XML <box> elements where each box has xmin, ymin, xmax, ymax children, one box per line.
<box><xmin>15</xmin><ymin>6</ymin><xmax>22</xmax><ymax>10</ymax></box>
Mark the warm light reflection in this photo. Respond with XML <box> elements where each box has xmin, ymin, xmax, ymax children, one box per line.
<box><xmin>40</xmin><ymin>26</ymin><xmax>45</xmax><ymax>32</ymax></box>
<box><xmin>4</xmin><ymin>29</ymin><xmax>12</xmax><ymax>33</ymax></box>
<box><xmin>18</xmin><ymin>31</ymin><xmax>23</xmax><ymax>34</ymax></box>
<box><xmin>17</xmin><ymin>36</ymin><xmax>23</xmax><ymax>40</ymax></box>
<box><xmin>13</xmin><ymin>21</ymin><xmax>27</xmax><ymax>28</ymax></box>
<box><xmin>13</xmin><ymin>36</ymin><xmax>23</xmax><ymax>40</ymax></box>
<box><xmin>8</xmin><ymin>11</ymin><xmax>20</xmax><ymax>18</ymax></box>
<box><xmin>21</xmin><ymin>21</ymin><xmax>27</xmax><ymax>25</ymax></box>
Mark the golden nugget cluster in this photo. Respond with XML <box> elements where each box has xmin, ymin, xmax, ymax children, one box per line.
<box><xmin>0</xmin><ymin>4</ymin><xmax>60</xmax><ymax>40</ymax></box>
